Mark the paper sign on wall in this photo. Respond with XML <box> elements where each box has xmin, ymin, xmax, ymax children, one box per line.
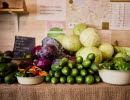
<box><xmin>46</xmin><ymin>21</ymin><xmax>66</xmax><ymax>37</ymax></box>
<box><xmin>110</xmin><ymin>2</ymin><xmax>130</xmax><ymax>30</ymax></box>
<box><xmin>37</xmin><ymin>0</ymin><xmax>66</xmax><ymax>21</ymax></box>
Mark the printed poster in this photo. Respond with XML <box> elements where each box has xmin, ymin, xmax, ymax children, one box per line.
<box><xmin>37</xmin><ymin>0</ymin><xmax>66</xmax><ymax>21</ymax></box>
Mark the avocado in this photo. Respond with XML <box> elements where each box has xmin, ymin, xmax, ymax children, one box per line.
<box><xmin>0</xmin><ymin>56</ymin><xmax>12</xmax><ymax>63</ymax></box>
<box><xmin>7</xmin><ymin>62</ymin><xmax>18</xmax><ymax>71</ymax></box>
<box><xmin>4</xmin><ymin>73</ymin><xmax>16</xmax><ymax>84</ymax></box>
<box><xmin>4</xmin><ymin>51</ymin><xmax>13</xmax><ymax>57</ymax></box>
<box><xmin>0</xmin><ymin>63</ymin><xmax>12</xmax><ymax>76</ymax></box>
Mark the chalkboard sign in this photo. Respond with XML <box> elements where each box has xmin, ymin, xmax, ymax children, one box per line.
<box><xmin>13</xmin><ymin>36</ymin><xmax>35</xmax><ymax>59</ymax></box>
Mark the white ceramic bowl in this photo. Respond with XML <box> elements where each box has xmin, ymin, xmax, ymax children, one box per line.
<box><xmin>16</xmin><ymin>76</ymin><xmax>44</xmax><ymax>85</ymax></box>
<box><xmin>99</xmin><ymin>69</ymin><xmax>130</xmax><ymax>85</ymax></box>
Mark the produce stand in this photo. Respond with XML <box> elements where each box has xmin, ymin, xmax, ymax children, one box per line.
<box><xmin>0</xmin><ymin>83</ymin><xmax>130</xmax><ymax>100</ymax></box>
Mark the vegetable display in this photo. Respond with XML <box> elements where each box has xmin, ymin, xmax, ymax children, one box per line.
<box><xmin>45</xmin><ymin>53</ymin><xmax>101</xmax><ymax>84</ymax></box>
<box><xmin>2</xmin><ymin>23</ymin><xmax>130</xmax><ymax>85</ymax></box>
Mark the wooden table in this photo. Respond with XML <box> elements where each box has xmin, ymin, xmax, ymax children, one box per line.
<box><xmin>0</xmin><ymin>83</ymin><xmax>130</xmax><ymax>100</ymax></box>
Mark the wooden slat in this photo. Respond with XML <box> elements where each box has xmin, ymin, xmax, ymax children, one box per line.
<box><xmin>0</xmin><ymin>9</ymin><xmax>24</xmax><ymax>12</ymax></box>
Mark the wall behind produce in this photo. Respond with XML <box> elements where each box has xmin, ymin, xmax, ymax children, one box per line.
<box><xmin>0</xmin><ymin>0</ymin><xmax>130</xmax><ymax>52</ymax></box>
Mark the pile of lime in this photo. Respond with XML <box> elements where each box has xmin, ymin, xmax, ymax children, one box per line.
<box><xmin>45</xmin><ymin>53</ymin><xmax>101</xmax><ymax>84</ymax></box>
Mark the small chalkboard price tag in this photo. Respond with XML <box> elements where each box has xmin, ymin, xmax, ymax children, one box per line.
<box><xmin>13</xmin><ymin>36</ymin><xmax>35</xmax><ymax>59</ymax></box>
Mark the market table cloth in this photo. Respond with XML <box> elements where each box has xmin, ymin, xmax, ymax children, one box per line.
<box><xmin>0</xmin><ymin>83</ymin><xmax>130</xmax><ymax>100</ymax></box>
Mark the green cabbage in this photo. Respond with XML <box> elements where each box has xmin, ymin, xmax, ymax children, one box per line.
<box><xmin>114</xmin><ymin>46</ymin><xmax>130</xmax><ymax>57</ymax></box>
<box><xmin>62</xmin><ymin>35</ymin><xmax>82</xmax><ymax>52</ymax></box>
<box><xmin>114</xmin><ymin>53</ymin><xmax>130</xmax><ymax>61</ymax></box>
<box><xmin>73</xmin><ymin>23</ymin><xmax>88</xmax><ymax>35</ymax></box>
<box><xmin>76</xmin><ymin>46</ymin><xmax>102</xmax><ymax>63</ymax></box>
<box><xmin>54</xmin><ymin>35</ymin><xmax>65</xmax><ymax>44</ymax></box>
<box><xmin>98</xmin><ymin>42</ymin><xmax>114</xmax><ymax>60</ymax></box>
<box><xmin>80</xmin><ymin>28</ymin><xmax>101</xmax><ymax>47</ymax></box>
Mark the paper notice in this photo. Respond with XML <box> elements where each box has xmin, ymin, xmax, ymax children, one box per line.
<box><xmin>110</xmin><ymin>2</ymin><xmax>130</xmax><ymax>30</ymax></box>
<box><xmin>45</xmin><ymin>21</ymin><xmax>66</xmax><ymax>37</ymax></box>
<box><xmin>37</xmin><ymin>0</ymin><xmax>66</xmax><ymax>21</ymax></box>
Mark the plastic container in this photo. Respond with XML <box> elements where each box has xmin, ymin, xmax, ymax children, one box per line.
<box><xmin>16</xmin><ymin>76</ymin><xmax>44</xmax><ymax>85</ymax></box>
<box><xmin>99</xmin><ymin>69</ymin><xmax>130</xmax><ymax>85</ymax></box>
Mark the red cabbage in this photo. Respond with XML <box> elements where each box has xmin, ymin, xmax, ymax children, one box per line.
<box><xmin>39</xmin><ymin>44</ymin><xmax>58</xmax><ymax>61</ymax></box>
<box><xmin>68</xmin><ymin>57</ymin><xmax>77</xmax><ymax>64</ymax></box>
<box><xmin>31</xmin><ymin>45</ymin><xmax>42</xmax><ymax>59</ymax></box>
<box><xmin>19</xmin><ymin>61</ymin><xmax>33</xmax><ymax>69</ymax></box>
<box><xmin>34</xmin><ymin>58</ymin><xmax>52</xmax><ymax>71</ymax></box>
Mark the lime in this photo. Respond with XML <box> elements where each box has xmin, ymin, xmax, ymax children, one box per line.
<box><xmin>68</xmin><ymin>61</ymin><xmax>75</xmax><ymax>69</ymax></box>
<box><xmin>87</xmin><ymin>53</ymin><xmax>95</xmax><ymax>62</ymax></box>
<box><xmin>61</xmin><ymin>67</ymin><xmax>70</xmax><ymax>75</ymax></box>
<box><xmin>67</xmin><ymin>76</ymin><xmax>74</xmax><ymax>84</ymax></box>
<box><xmin>94</xmin><ymin>75</ymin><xmax>101</xmax><ymax>83</ymax></box>
<box><xmin>71</xmin><ymin>68</ymin><xmax>79</xmax><ymax>76</ymax></box>
<box><xmin>49</xmin><ymin>70</ymin><xmax>54</xmax><ymax>77</ymax></box>
<box><xmin>45</xmin><ymin>76</ymin><xmax>51</xmax><ymax>82</ymax></box>
<box><xmin>51</xmin><ymin>64</ymin><xmax>62</xmax><ymax>71</ymax></box>
<box><xmin>88</xmin><ymin>69</ymin><xmax>94</xmax><ymax>75</ymax></box>
<box><xmin>80</xmin><ymin>69</ymin><xmax>87</xmax><ymax>77</ymax></box>
<box><xmin>82</xmin><ymin>60</ymin><xmax>91</xmax><ymax>68</ymax></box>
<box><xmin>59</xmin><ymin>58</ymin><xmax>68</xmax><ymax>67</ymax></box>
<box><xmin>90</xmin><ymin>62</ymin><xmax>99</xmax><ymax>72</ymax></box>
<box><xmin>51</xmin><ymin>77</ymin><xmax>59</xmax><ymax>84</ymax></box>
<box><xmin>75</xmin><ymin>76</ymin><xmax>84</xmax><ymax>84</ymax></box>
<box><xmin>85</xmin><ymin>75</ymin><xmax>94</xmax><ymax>85</ymax></box>
<box><xmin>54</xmin><ymin>71</ymin><xmax>61</xmax><ymax>78</ymax></box>
<box><xmin>76</xmin><ymin>56</ymin><xmax>83</xmax><ymax>64</ymax></box>
<box><xmin>60</xmin><ymin>76</ymin><xmax>67</xmax><ymax>83</ymax></box>
<box><xmin>76</xmin><ymin>64</ymin><xmax>83</xmax><ymax>70</ymax></box>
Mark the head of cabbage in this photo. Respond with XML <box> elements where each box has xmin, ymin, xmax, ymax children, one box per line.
<box><xmin>62</xmin><ymin>35</ymin><xmax>82</xmax><ymax>52</ymax></box>
<box><xmin>54</xmin><ymin>35</ymin><xmax>65</xmax><ymax>44</ymax></box>
<box><xmin>98</xmin><ymin>42</ymin><xmax>114</xmax><ymax>60</ymax></box>
<box><xmin>114</xmin><ymin>53</ymin><xmax>130</xmax><ymax>61</ymax></box>
<box><xmin>80</xmin><ymin>28</ymin><xmax>101</xmax><ymax>47</ymax></box>
<box><xmin>76</xmin><ymin>46</ymin><xmax>102</xmax><ymax>63</ymax></box>
<box><xmin>73</xmin><ymin>23</ymin><xmax>88</xmax><ymax>36</ymax></box>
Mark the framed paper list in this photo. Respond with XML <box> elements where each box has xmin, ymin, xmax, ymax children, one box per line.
<box><xmin>110</xmin><ymin>2</ymin><xmax>130</xmax><ymax>30</ymax></box>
